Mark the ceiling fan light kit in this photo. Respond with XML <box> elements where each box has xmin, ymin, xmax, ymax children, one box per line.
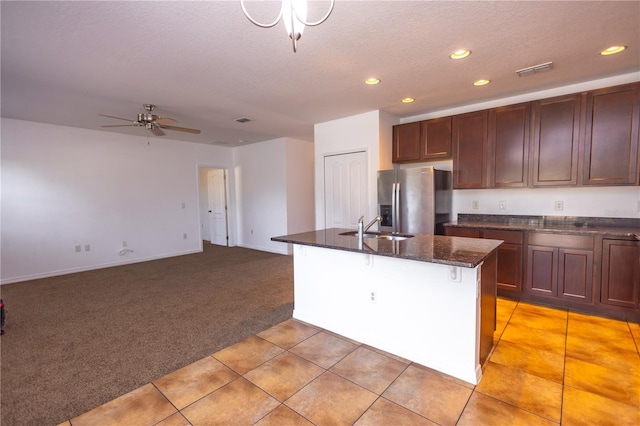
<box><xmin>240</xmin><ymin>0</ymin><xmax>335</xmax><ymax>52</ymax></box>
<box><xmin>99</xmin><ymin>104</ymin><xmax>201</xmax><ymax>136</ymax></box>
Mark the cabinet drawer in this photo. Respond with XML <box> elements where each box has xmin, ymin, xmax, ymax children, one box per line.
<box><xmin>528</xmin><ymin>232</ymin><xmax>594</xmax><ymax>250</ymax></box>
<box><xmin>445</xmin><ymin>227</ymin><xmax>481</xmax><ymax>238</ymax></box>
<box><xmin>483</xmin><ymin>229</ymin><xmax>524</xmax><ymax>245</ymax></box>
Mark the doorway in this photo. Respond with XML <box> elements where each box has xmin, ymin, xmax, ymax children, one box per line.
<box><xmin>199</xmin><ymin>167</ymin><xmax>229</xmax><ymax>246</ymax></box>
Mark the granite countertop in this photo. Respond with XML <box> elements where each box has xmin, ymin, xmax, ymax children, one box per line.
<box><xmin>445</xmin><ymin>214</ymin><xmax>640</xmax><ymax>239</ymax></box>
<box><xmin>271</xmin><ymin>228</ymin><xmax>503</xmax><ymax>268</ymax></box>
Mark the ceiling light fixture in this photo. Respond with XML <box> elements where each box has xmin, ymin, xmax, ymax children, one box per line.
<box><xmin>600</xmin><ymin>45</ymin><xmax>627</xmax><ymax>56</ymax></box>
<box><xmin>449</xmin><ymin>49</ymin><xmax>471</xmax><ymax>59</ymax></box>
<box><xmin>473</xmin><ymin>79</ymin><xmax>490</xmax><ymax>86</ymax></box>
<box><xmin>364</xmin><ymin>78</ymin><xmax>381</xmax><ymax>85</ymax></box>
<box><xmin>516</xmin><ymin>61</ymin><xmax>553</xmax><ymax>77</ymax></box>
<box><xmin>240</xmin><ymin>0</ymin><xmax>335</xmax><ymax>52</ymax></box>
<box><xmin>401</xmin><ymin>98</ymin><xmax>415</xmax><ymax>103</ymax></box>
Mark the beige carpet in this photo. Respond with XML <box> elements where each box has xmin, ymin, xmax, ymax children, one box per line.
<box><xmin>0</xmin><ymin>244</ymin><xmax>293</xmax><ymax>425</ymax></box>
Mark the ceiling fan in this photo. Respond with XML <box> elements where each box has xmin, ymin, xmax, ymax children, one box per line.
<box><xmin>99</xmin><ymin>104</ymin><xmax>201</xmax><ymax>136</ymax></box>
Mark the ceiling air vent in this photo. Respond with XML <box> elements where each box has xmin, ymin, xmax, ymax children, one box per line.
<box><xmin>234</xmin><ymin>117</ymin><xmax>251</xmax><ymax>123</ymax></box>
<box><xmin>516</xmin><ymin>61</ymin><xmax>553</xmax><ymax>77</ymax></box>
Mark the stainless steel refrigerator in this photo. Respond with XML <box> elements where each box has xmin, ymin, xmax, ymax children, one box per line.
<box><xmin>377</xmin><ymin>167</ymin><xmax>452</xmax><ymax>235</ymax></box>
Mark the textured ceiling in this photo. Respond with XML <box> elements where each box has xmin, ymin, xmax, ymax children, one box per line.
<box><xmin>1</xmin><ymin>1</ymin><xmax>639</xmax><ymax>146</ymax></box>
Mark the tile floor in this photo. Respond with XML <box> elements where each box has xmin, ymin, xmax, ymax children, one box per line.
<box><xmin>61</xmin><ymin>299</ymin><xmax>640</xmax><ymax>426</ymax></box>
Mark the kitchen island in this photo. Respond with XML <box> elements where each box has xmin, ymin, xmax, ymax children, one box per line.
<box><xmin>271</xmin><ymin>228</ymin><xmax>502</xmax><ymax>384</ymax></box>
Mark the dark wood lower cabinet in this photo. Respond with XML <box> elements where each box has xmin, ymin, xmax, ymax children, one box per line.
<box><xmin>601</xmin><ymin>239</ymin><xmax>640</xmax><ymax>309</ymax></box>
<box><xmin>558</xmin><ymin>248</ymin><xmax>593</xmax><ymax>303</ymax></box>
<box><xmin>526</xmin><ymin>233</ymin><xmax>595</xmax><ymax>304</ymax></box>
<box><xmin>527</xmin><ymin>245</ymin><xmax>557</xmax><ymax>296</ymax></box>
<box><xmin>445</xmin><ymin>227</ymin><xmax>523</xmax><ymax>296</ymax></box>
<box><xmin>446</xmin><ymin>226</ymin><xmax>639</xmax><ymax>322</ymax></box>
<box><xmin>483</xmin><ymin>229</ymin><xmax>523</xmax><ymax>296</ymax></box>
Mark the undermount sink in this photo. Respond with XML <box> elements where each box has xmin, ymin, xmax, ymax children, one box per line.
<box><xmin>375</xmin><ymin>234</ymin><xmax>413</xmax><ymax>241</ymax></box>
<box><xmin>339</xmin><ymin>231</ymin><xmax>414</xmax><ymax>241</ymax></box>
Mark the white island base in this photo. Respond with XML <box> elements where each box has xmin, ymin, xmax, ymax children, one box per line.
<box><xmin>291</xmin><ymin>244</ymin><xmax>496</xmax><ymax>385</ymax></box>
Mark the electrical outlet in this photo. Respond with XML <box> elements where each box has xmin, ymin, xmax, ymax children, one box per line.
<box><xmin>448</xmin><ymin>266</ymin><xmax>462</xmax><ymax>282</ymax></box>
<box><xmin>499</xmin><ymin>200</ymin><xmax>506</xmax><ymax>210</ymax></box>
<box><xmin>472</xmin><ymin>200</ymin><xmax>479</xmax><ymax>210</ymax></box>
<box><xmin>554</xmin><ymin>201</ymin><xmax>564</xmax><ymax>211</ymax></box>
<box><xmin>369</xmin><ymin>291</ymin><xmax>376</xmax><ymax>303</ymax></box>
<box><xmin>181</xmin><ymin>202</ymin><xmax>186</xmax><ymax>209</ymax></box>
<box><xmin>75</xmin><ymin>245</ymin><xmax>81</xmax><ymax>253</ymax></box>
<box><xmin>84</xmin><ymin>244</ymin><xmax>91</xmax><ymax>252</ymax></box>
<box><xmin>183</xmin><ymin>233</ymin><xmax>187</xmax><ymax>239</ymax></box>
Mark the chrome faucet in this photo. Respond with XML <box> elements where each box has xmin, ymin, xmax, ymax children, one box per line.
<box><xmin>357</xmin><ymin>215</ymin><xmax>382</xmax><ymax>248</ymax></box>
<box><xmin>364</xmin><ymin>215</ymin><xmax>382</xmax><ymax>233</ymax></box>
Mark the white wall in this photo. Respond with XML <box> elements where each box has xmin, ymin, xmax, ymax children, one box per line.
<box><xmin>285</xmin><ymin>138</ymin><xmax>315</xmax><ymax>235</ymax></box>
<box><xmin>454</xmin><ymin>186</ymin><xmax>640</xmax><ymax>219</ymax></box>
<box><xmin>313</xmin><ymin>110</ymin><xmax>387</xmax><ymax>230</ymax></box>
<box><xmin>1</xmin><ymin>118</ymin><xmax>234</xmax><ymax>283</ymax></box>
<box><xmin>397</xmin><ymin>159</ymin><xmax>640</xmax><ymax>219</ymax></box>
<box><xmin>234</xmin><ymin>137</ymin><xmax>314</xmax><ymax>254</ymax></box>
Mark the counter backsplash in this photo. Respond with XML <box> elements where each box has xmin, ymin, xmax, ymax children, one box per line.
<box><xmin>456</xmin><ymin>214</ymin><xmax>640</xmax><ymax>229</ymax></box>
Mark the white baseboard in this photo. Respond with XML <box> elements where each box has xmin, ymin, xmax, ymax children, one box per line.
<box><xmin>1</xmin><ymin>249</ymin><xmax>201</xmax><ymax>285</ymax></box>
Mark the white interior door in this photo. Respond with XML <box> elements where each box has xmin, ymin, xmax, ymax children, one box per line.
<box><xmin>208</xmin><ymin>169</ymin><xmax>228</xmax><ymax>246</ymax></box>
<box><xmin>324</xmin><ymin>151</ymin><xmax>368</xmax><ymax>229</ymax></box>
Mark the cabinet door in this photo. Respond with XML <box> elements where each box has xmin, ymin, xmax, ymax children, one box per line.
<box><xmin>489</xmin><ymin>103</ymin><xmax>531</xmax><ymax>187</ymax></box>
<box><xmin>421</xmin><ymin>116</ymin><xmax>452</xmax><ymax>160</ymax></box>
<box><xmin>392</xmin><ymin>122</ymin><xmax>421</xmax><ymax>163</ymax></box>
<box><xmin>583</xmin><ymin>83</ymin><xmax>640</xmax><ymax>185</ymax></box>
<box><xmin>527</xmin><ymin>245</ymin><xmax>558</xmax><ymax>297</ymax></box>
<box><xmin>558</xmin><ymin>248</ymin><xmax>593</xmax><ymax>303</ymax></box>
<box><xmin>532</xmin><ymin>94</ymin><xmax>581</xmax><ymax>186</ymax></box>
<box><xmin>483</xmin><ymin>229</ymin><xmax>523</xmax><ymax>294</ymax></box>
<box><xmin>601</xmin><ymin>239</ymin><xmax>640</xmax><ymax>308</ymax></box>
<box><xmin>453</xmin><ymin>110</ymin><xmax>489</xmax><ymax>188</ymax></box>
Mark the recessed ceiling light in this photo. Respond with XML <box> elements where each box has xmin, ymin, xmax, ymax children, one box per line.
<box><xmin>473</xmin><ymin>79</ymin><xmax>491</xmax><ymax>86</ymax></box>
<box><xmin>600</xmin><ymin>45</ymin><xmax>627</xmax><ymax>56</ymax></box>
<box><xmin>449</xmin><ymin>49</ymin><xmax>471</xmax><ymax>59</ymax></box>
<box><xmin>401</xmin><ymin>98</ymin><xmax>415</xmax><ymax>103</ymax></box>
<box><xmin>364</xmin><ymin>78</ymin><xmax>381</xmax><ymax>85</ymax></box>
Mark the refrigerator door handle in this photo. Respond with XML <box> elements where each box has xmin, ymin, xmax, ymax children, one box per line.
<box><xmin>393</xmin><ymin>182</ymin><xmax>400</xmax><ymax>233</ymax></box>
<box><xmin>391</xmin><ymin>183</ymin><xmax>396</xmax><ymax>233</ymax></box>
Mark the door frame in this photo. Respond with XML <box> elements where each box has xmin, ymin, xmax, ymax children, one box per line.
<box><xmin>197</xmin><ymin>165</ymin><xmax>232</xmax><ymax>248</ymax></box>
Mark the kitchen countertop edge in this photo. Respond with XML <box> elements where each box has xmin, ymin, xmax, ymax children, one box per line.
<box><xmin>272</xmin><ymin>228</ymin><xmax>503</xmax><ymax>268</ymax></box>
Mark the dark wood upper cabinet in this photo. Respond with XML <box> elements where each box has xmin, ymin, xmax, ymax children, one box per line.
<box><xmin>392</xmin><ymin>122</ymin><xmax>421</xmax><ymax>163</ymax></box>
<box><xmin>531</xmin><ymin>94</ymin><xmax>582</xmax><ymax>186</ymax></box>
<box><xmin>453</xmin><ymin>110</ymin><xmax>489</xmax><ymax>188</ymax></box>
<box><xmin>583</xmin><ymin>83</ymin><xmax>640</xmax><ymax>185</ymax></box>
<box><xmin>392</xmin><ymin>118</ymin><xmax>452</xmax><ymax>163</ymax></box>
<box><xmin>421</xmin><ymin>116</ymin><xmax>452</xmax><ymax>160</ymax></box>
<box><xmin>489</xmin><ymin>103</ymin><xmax>531</xmax><ymax>188</ymax></box>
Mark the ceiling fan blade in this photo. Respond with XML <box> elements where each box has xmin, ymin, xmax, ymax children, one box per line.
<box><xmin>101</xmin><ymin>124</ymin><xmax>134</xmax><ymax>128</ymax></box>
<box><xmin>150</xmin><ymin>126</ymin><xmax>165</xmax><ymax>136</ymax></box>
<box><xmin>99</xmin><ymin>114</ymin><xmax>134</xmax><ymax>122</ymax></box>
<box><xmin>155</xmin><ymin>117</ymin><xmax>177</xmax><ymax>126</ymax></box>
<box><xmin>160</xmin><ymin>124</ymin><xmax>201</xmax><ymax>134</ymax></box>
